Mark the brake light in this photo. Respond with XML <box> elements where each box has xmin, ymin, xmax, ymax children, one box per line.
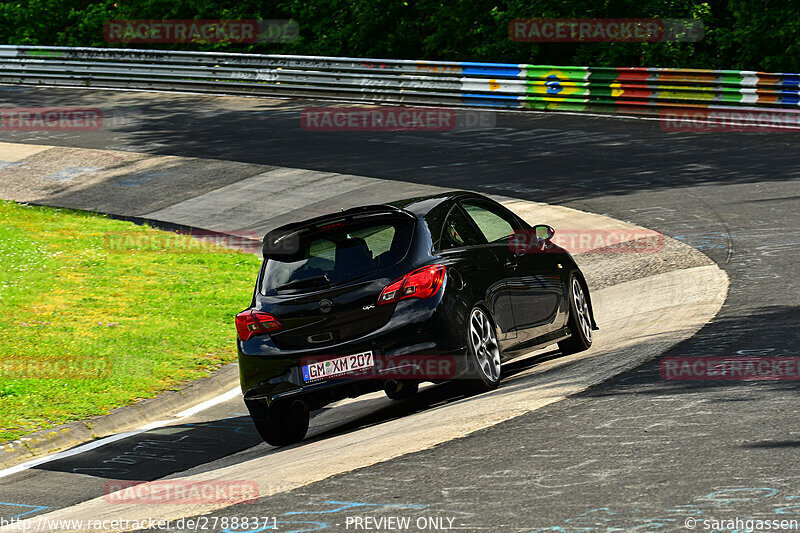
<box><xmin>319</xmin><ymin>221</ymin><xmax>345</xmax><ymax>232</ymax></box>
<box><xmin>235</xmin><ymin>310</ymin><xmax>282</xmax><ymax>341</ymax></box>
<box><xmin>378</xmin><ymin>265</ymin><xmax>446</xmax><ymax>305</ymax></box>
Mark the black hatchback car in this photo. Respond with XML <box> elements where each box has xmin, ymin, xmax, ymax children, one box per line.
<box><xmin>236</xmin><ymin>191</ymin><xmax>597</xmax><ymax>445</ymax></box>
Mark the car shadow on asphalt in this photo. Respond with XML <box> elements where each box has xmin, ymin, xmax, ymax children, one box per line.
<box><xmin>28</xmin><ymin>345</ymin><xmax>571</xmax><ymax>486</ymax></box>
<box><xmin>32</xmin><ymin>415</ymin><xmax>265</xmax><ymax>481</ymax></box>
<box><xmin>293</xmin><ymin>347</ymin><xmax>570</xmax><ymax>445</ymax></box>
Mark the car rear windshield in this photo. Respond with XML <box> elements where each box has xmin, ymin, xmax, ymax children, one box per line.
<box><xmin>260</xmin><ymin>214</ymin><xmax>414</xmax><ymax>295</ymax></box>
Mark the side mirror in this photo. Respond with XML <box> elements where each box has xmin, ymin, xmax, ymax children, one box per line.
<box><xmin>510</xmin><ymin>225</ymin><xmax>556</xmax><ymax>255</ymax></box>
<box><xmin>533</xmin><ymin>224</ymin><xmax>555</xmax><ymax>242</ymax></box>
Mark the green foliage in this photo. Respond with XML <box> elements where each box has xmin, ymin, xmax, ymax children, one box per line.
<box><xmin>0</xmin><ymin>0</ymin><xmax>797</xmax><ymax>74</ymax></box>
<box><xmin>0</xmin><ymin>201</ymin><xmax>261</xmax><ymax>442</ymax></box>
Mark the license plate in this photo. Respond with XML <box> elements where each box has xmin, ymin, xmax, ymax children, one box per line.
<box><xmin>302</xmin><ymin>351</ymin><xmax>374</xmax><ymax>382</ymax></box>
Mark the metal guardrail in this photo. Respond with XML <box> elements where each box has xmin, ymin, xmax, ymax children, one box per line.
<box><xmin>1</xmin><ymin>45</ymin><xmax>799</xmax><ymax>117</ymax></box>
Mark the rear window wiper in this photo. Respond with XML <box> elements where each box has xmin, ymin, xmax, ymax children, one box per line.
<box><xmin>273</xmin><ymin>274</ymin><xmax>330</xmax><ymax>291</ymax></box>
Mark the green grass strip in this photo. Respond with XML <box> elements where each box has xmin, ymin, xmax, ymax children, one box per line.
<box><xmin>0</xmin><ymin>201</ymin><xmax>261</xmax><ymax>443</ymax></box>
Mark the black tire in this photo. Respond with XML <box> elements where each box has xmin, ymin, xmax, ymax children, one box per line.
<box><xmin>248</xmin><ymin>402</ymin><xmax>309</xmax><ymax>447</ymax></box>
<box><xmin>385</xmin><ymin>381</ymin><xmax>420</xmax><ymax>400</ymax></box>
<box><xmin>460</xmin><ymin>306</ymin><xmax>502</xmax><ymax>393</ymax></box>
<box><xmin>558</xmin><ymin>276</ymin><xmax>593</xmax><ymax>356</ymax></box>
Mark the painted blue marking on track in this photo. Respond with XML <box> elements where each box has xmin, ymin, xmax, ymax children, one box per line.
<box><xmin>43</xmin><ymin>166</ymin><xmax>100</xmax><ymax>182</ymax></box>
<box><xmin>116</xmin><ymin>171</ymin><xmax>169</xmax><ymax>187</ymax></box>
<box><xmin>704</xmin><ymin>487</ymin><xmax>779</xmax><ymax>504</ymax></box>
<box><xmin>271</xmin><ymin>522</ymin><xmax>327</xmax><ymax>533</ymax></box>
<box><xmin>284</xmin><ymin>501</ymin><xmax>424</xmax><ymax>515</ymax></box>
<box><xmin>0</xmin><ymin>502</ymin><xmax>50</xmax><ymax>519</ymax></box>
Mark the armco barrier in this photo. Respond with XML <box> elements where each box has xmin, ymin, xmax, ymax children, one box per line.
<box><xmin>1</xmin><ymin>45</ymin><xmax>799</xmax><ymax>119</ymax></box>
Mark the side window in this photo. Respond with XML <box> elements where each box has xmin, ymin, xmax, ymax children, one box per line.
<box><xmin>440</xmin><ymin>206</ymin><xmax>484</xmax><ymax>250</ymax></box>
<box><xmin>462</xmin><ymin>200</ymin><xmax>519</xmax><ymax>243</ymax></box>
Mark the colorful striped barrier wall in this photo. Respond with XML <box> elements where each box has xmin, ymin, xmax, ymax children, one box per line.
<box><xmin>1</xmin><ymin>45</ymin><xmax>798</xmax><ymax>119</ymax></box>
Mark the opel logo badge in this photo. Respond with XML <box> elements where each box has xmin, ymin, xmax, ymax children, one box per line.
<box><xmin>319</xmin><ymin>299</ymin><xmax>333</xmax><ymax>314</ymax></box>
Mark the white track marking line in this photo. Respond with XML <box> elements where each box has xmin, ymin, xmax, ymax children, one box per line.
<box><xmin>0</xmin><ymin>386</ymin><xmax>241</xmax><ymax>479</ymax></box>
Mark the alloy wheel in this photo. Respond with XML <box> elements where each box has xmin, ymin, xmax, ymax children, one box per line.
<box><xmin>469</xmin><ymin>308</ymin><xmax>501</xmax><ymax>382</ymax></box>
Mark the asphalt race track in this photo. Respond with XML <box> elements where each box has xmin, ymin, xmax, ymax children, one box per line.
<box><xmin>1</xmin><ymin>87</ymin><xmax>799</xmax><ymax>532</ymax></box>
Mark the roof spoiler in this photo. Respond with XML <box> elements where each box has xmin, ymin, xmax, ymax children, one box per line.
<box><xmin>261</xmin><ymin>205</ymin><xmax>411</xmax><ymax>257</ymax></box>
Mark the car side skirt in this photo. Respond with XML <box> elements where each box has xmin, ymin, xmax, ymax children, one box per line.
<box><xmin>501</xmin><ymin>325</ymin><xmax>571</xmax><ymax>361</ymax></box>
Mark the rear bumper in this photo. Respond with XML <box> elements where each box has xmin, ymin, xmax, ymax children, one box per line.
<box><xmin>238</xmin><ymin>298</ymin><xmax>467</xmax><ymax>410</ymax></box>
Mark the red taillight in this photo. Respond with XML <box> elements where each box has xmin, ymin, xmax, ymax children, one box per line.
<box><xmin>378</xmin><ymin>265</ymin><xmax>446</xmax><ymax>306</ymax></box>
<box><xmin>235</xmin><ymin>310</ymin><xmax>282</xmax><ymax>341</ymax></box>
<box><xmin>378</xmin><ymin>278</ymin><xmax>404</xmax><ymax>304</ymax></box>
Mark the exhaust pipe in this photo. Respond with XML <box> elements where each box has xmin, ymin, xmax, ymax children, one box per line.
<box><xmin>384</xmin><ymin>380</ymin><xmax>400</xmax><ymax>396</ymax></box>
<box><xmin>291</xmin><ymin>399</ymin><xmax>308</xmax><ymax>414</ymax></box>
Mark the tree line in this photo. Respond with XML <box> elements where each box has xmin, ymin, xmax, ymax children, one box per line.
<box><xmin>0</xmin><ymin>0</ymin><xmax>796</xmax><ymax>72</ymax></box>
